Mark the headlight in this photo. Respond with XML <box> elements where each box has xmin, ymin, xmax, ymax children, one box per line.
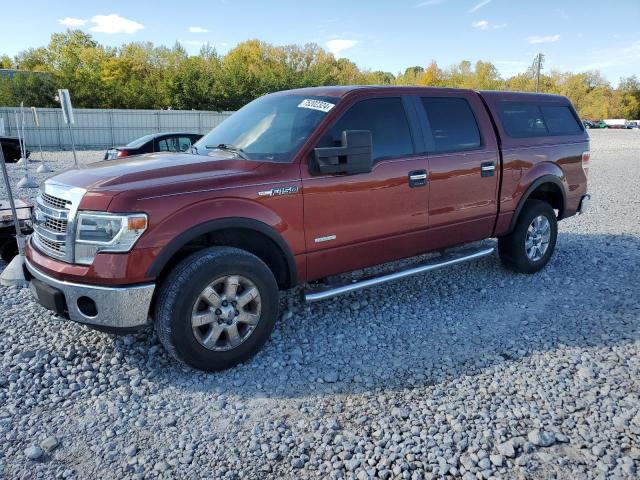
<box><xmin>74</xmin><ymin>212</ymin><xmax>148</xmax><ymax>265</ymax></box>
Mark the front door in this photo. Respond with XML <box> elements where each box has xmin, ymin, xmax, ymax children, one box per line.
<box><xmin>301</xmin><ymin>96</ymin><xmax>429</xmax><ymax>281</ymax></box>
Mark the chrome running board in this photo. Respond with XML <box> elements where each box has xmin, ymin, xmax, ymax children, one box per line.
<box><xmin>303</xmin><ymin>247</ymin><xmax>495</xmax><ymax>303</ymax></box>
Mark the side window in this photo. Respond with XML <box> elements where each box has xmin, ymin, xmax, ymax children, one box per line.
<box><xmin>178</xmin><ymin>136</ymin><xmax>192</xmax><ymax>152</ymax></box>
<box><xmin>421</xmin><ymin>97</ymin><xmax>481</xmax><ymax>153</ymax></box>
<box><xmin>157</xmin><ymin>138</ymin><xmax>169</xmax><ymax>151</ymax></box>
<box><xmin>323</xmin><ymin>97</ymin><xmax>413</xmax><ymax>161</ymax></box>
<box><xmin>158</xmin><ymin>137</ymin><xmax>179</xmax><ymax>152</ymax></box>
<box><xmin>540</xmin><ymin>106</ymin><xmax>582</xmax><ymax>135</ymax></box>
<box><xmin>498</xmin><ymin>103</ymin><xmax>548</xmax><ymax>137</ymax></box>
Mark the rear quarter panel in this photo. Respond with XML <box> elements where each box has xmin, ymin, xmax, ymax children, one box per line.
<box><xmin>479</xmin><ymin>91</ymin><xmax>589</xmax><ymax>235</ymax></box>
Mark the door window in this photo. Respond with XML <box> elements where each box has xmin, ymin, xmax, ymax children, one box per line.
<box><xmin>421</xmin><ymin>97</ymin><xmax>482</xmax><ymax>153</ymax></box>
<box><xmin>158</xmin><ymin>137</ymin><xmax>180</xmax><ymax>152</ymax></box>
<box><xmin>322</xmin><ymin>97</ymin><xmax>414</xmax><ymax>161</ymax></box>
<box><xmin>178</xmin><ymin>136</ymin><xmax>193</xmax><ymax>152</ymax></box>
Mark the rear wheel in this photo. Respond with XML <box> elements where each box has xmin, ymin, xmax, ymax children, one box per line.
<box><xmin>155</xmin><ymin>247</ymin><xmax>279</xmax><ymax>372</ymax></box>
<box><xmin>498</xmin><ymin>200</ymin><xmax>558</xmax><ymax>274</ymax></box>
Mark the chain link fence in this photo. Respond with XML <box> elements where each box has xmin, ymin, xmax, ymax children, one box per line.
<box><xmin>0</xmin><ymin>107</ymin><xmax>234</xmax><ymax>150</ymax></box>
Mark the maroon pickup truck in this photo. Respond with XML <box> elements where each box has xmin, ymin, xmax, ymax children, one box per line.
<box><xmin>23</xmin><ymin>86</ymin><xmax>590</xmax><ymax>371</ymax></box>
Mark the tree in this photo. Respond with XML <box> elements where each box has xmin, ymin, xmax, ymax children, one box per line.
<box><xmin>0</xmin><ymin>55</ymin><xmax>14</xmax><ymax>69</ymax></box>
<box><xmin>0</xmin><ymin>31</ymin><xmax>636</xmax><ymax>119</ymax></box>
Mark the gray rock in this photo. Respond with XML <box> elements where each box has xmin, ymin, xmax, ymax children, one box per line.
<box><xmin>497</xmin><ymin>441</ymin><xmax>516</xmax><ymax>458</ymax></box>
<box><xmin>41</xmin><ymin>436</ymin><xmax>59</xmax><ymax>452</ymax></box>
<box><xmin>527</xmin><ymin>430</ymin><xmax>556</xmax><ymax>447</ymax></box>
<box><xmin>25</xmin><ymin>445</ymin><xmax>44</xmax><ymax>460</ymax></box>
<box><xmin>291</xmin><ymin>457</ymin><xmax>306</xmax><ymax>469</ymax></box>
<box><xmin>323</xmin><ymin>371</ymin><xmax>339</xmax><ymax>383</ymax></box>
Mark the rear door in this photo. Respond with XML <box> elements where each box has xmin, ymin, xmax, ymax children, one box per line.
<box><xmin>301</xmin><ymin>95</ymin><xmax>429</xmax><ymax>280</ymax></box>
<box><xmin>417</xmin><ymin>92</ymin><xmax>500</xmax><ymax>243</ymax></box>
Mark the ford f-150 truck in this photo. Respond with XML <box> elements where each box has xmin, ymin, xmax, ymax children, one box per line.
<box><xmin>22</xmin><ymin>86</ymin><xmax>590</xmax><ymax>371</ymax></box>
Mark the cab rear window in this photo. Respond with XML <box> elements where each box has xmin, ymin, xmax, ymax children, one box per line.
<box><xmin>497</xmin><ymin>102</ymin><xmax>583</xmax><ymax>138</ymax></box>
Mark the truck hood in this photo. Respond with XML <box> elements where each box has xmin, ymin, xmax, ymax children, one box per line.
<box><xmin>49</xmin><ymin>152</ymin><xmax>263</xmax><ymax>193</ymax></box>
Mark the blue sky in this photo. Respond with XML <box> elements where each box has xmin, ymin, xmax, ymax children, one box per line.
<box><xmin>2</xmin><ymin>0</ymin><xmax>639</xmax><ymax>84</ymax></box>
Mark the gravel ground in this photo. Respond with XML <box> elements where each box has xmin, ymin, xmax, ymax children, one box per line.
<box><xmin>1</xmin><ymin>130</ymin><xmax>639</xmax><ymax>479</ymax></box>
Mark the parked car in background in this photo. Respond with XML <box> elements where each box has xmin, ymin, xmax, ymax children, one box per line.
<box><xmin>0</xmin><ymin>136</ymin><xmax>29</xmax><ymax>163</ymax></box>
<box><xmin>104</xmin><ymin>132</ymin><xmax>203</xmax><ymax>160</ymax></box>
<box><xmin>595</xmin><ymin>120</ymin><xmax>607</xmax><ymax>128</ymax></box>
<box><xmin>22</xmin><ymin>86</ymin><xmax>590</xmax><ymax>372</ymax></box>
<box><xmin>582</xmin><ymin>120</ymin><xmax>595</xmax><ymax>129</ymax></box>
<box><xmin>603</xmin><ymin>119</ymin><xmax>628</xmax><ymax>129</ymax></box>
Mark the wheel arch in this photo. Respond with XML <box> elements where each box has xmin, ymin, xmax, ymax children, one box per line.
<box><xmin>506</xmin><ymin>175</ymin><xmax>567</xmax><ymax>235</ymax></box>
<box><xmin>146</xmin><ymin>217</ymin><xmax>298</xmax><ymax>290</ymax></box>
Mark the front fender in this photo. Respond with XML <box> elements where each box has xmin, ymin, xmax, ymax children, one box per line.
<box><xmin>134</xmin><ymin>193</ymin><xmax>304</xmax><ymax>281</ymax></box>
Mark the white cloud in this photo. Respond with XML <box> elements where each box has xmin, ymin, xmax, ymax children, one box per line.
<box><xmin>326</xmin><ymin>39</ymin><xmax>358</xmax><ymax>56</ymax></box>
<box><xmin>472</xmin><ymin>20</ymin><xmax>506</xmax><ymax>30</ymax></box>
<box><xmin>188</xmin><ymin>26</ymin><xmax>208</xmax><ymax>33</ymax></box>
<box><xmin>415</xmin><ymin>0</ymin><xmax>446</xmax><ymax>7</ymax></box>
<box><xmin>468</xmin><ymin>0</ymin><xmax>491</xmax><ymax>13</ymax></box>
<box><xmin>89</xmin><ymin>14</ymin><xmax>144</xmax><ymax>34</ymax></box>
<box><xmin>472</xmin><ymin>20</ymin><xmax>489</xmax><ymax>30</ymax></box>
<box><xmin>58</xmin><ymin>17</ymin><xmax>87</xmax><ymax>27</ymax></box>
<box><xmin>528</xmin><ymin>34</ymin><xmax>560</xmax><ymax>44</ymax></box>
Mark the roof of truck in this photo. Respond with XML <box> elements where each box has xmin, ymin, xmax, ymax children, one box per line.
<box><xmin>271</xmin><ymin>85</ymin><xmax>478</xmax><ymax>98</ymax></box>
<box><xmin>271</xmin><ymin>85</ymin><xmax>571</xmax><ymax>102</ymax></box>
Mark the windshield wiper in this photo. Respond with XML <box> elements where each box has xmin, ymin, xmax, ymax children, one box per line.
<box><xmin>206</xmin><ymin>143</ymin><xmax>250</xmax><ymax>160</ymax></box>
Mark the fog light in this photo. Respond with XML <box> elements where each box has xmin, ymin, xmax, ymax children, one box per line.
<box><xmin>77</xmin><ymin>296</ymin><xmax>98</xmax><ymax>317</ymax></box>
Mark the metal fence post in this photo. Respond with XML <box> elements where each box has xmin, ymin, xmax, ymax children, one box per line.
<box><xmin>56</xmin><ymin>110</ymin><xmax>63</xmax><ymax>149</ymax></box>
<box><xmin>109</xmin><ymin>110</ymin><xmax>115</xmax><ymax>146</ymax></box>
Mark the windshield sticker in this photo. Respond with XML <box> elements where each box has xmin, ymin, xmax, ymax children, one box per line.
<box><xmin>298</xmin><ymin>99</ymin><xmax>335</xmax><ymax>113</ymax></box>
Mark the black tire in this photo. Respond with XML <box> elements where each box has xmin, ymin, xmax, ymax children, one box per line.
<box><xmin>0</xmin><ymin>238</ymin><xmax>18</xmax><ymax>263</ymax></box>
<box><xmin>498</xmin><ymin>200</ymin><xmax>558</xmax><ymax>274</ymax></box>
<box><xmin>155</xmin><ymin>247</ymin><xmax>279</xmax><ymax>372</ymax></box>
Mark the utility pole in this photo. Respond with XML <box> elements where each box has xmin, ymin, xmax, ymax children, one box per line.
<box><xmin>533</xmin><ymin>53</ymin><xmax>545</xmax><ymax>92</ymax></box>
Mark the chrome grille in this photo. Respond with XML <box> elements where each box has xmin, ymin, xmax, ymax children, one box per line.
<box><xmin>32</xmin><ymin>183</ymin><xmax>83</xmax><ymax>262</ymax></box>
<box><xmin>42</xmin><ymin>192</ymin><xmax>70</xmax><ymax>210</ymax></box>
<box><xmin>36</xmin><ymin>235</ymin><xmax>66</xmax><ymax>255</ymax></box>
<box><xmin>44</xmin><ymin>217</ymin><xmax>67</xmax><ymax>233</ymax></box>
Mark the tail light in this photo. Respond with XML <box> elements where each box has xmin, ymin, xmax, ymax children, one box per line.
<box><xmin>581</xmin><ymin>151</ymin><xmax>590</xmax><ymax>177</ymax></box>
<box><xmin>116</xmin><ymin>150</ymin><xmax>129</xmax><ymax>158</ymax></box>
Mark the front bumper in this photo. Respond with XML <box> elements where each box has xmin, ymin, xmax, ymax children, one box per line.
<box><xmin>24</xmin><ymin>258</ymin><xmax>155</xmax><ymax>329</ymax></box>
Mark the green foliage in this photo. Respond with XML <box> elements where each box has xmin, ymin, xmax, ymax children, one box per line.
<box><xmin>1</xmin><ymin>30</ymin><xmax>637</xmax><ymax>119</ymax></box>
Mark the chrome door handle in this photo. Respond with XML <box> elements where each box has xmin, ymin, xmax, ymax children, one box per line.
<box><xmin>408</xmin><ymin>170</ymin><xmax>427</xmax><ymax>187</ymax></box>
<box><xmin>481</xmin><ymin>162</ymin><xmax>495</xmax><ymax>177</ymax></box>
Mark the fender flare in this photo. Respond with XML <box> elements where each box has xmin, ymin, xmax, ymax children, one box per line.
<box><xmin>506</xmin><ymin>175</ymin><xmax>567</xmax><ymax>234</ymax></box>
<box><xmin>146</xmin><ymin>217</ymin><xmax>298</xmax><ymax>285</ymax></box>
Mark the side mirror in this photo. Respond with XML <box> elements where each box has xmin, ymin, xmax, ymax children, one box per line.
<box><xmin>313</xmin><ymin>130</ymin><xmax>373</xmax><ymax>175</ymax></box>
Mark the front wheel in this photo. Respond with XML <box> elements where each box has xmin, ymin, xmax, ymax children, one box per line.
<box><xmin>498</xmin><ymin>200</ymin><xmax>558</xmax><ymax>274</ymax></box>
<box><xmin>155</xmin><ymin>247</ymin><xmax>279</xmax><ymax>372</ymax></box>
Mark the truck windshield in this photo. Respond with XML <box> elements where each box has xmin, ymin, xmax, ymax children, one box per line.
<box><xmin>194</xmin><ymin>94</ymin><xmax>336</xmax><ymax>162</ymax></box>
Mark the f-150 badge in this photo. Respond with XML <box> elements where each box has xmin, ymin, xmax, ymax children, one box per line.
<box><xmin>258</xmin><ymin>186</ymin><xmax>299</xmax><ymax>197</ymax></box>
